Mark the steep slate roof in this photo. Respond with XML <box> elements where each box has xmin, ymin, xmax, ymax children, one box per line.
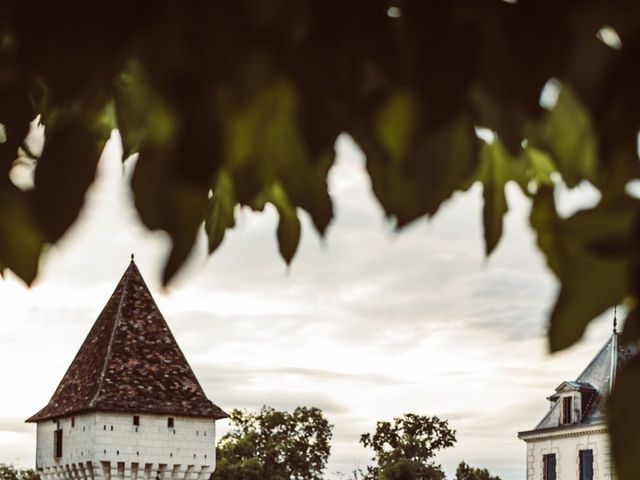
<box><xmin>27</xmin><ymin>259</ymin><xmax>227</xmax><ymax>422</ymax></box>
<box><xmin>519</xmin><ymin>332</ymin><xmax>636</xmax><ymax>435</ymax></box>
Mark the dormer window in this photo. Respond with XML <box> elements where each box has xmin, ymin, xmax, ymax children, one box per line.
<box><xmin>562</xmin><ymin>397</ymin><xmax>572</xmax><ymax>424</ymax></box>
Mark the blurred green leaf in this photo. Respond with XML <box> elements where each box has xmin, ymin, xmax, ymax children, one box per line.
<box><xmin>132</xmin><ymin>136</ymin><xmax>211</xmax><ymax>285</ymax></box>
<box><xmin>132</xmin><ymin>38</ymin><xmax>224</xmax><ymax>284</ymax></box>
<box><xmin>620</xmin><ymin>308</ymin><xmax>640</xmax><ymax>346</ymax></box>
<box><xmin>115</xmin><ymin>61</ymin><xmax>153</xmax><ymax>160</ymax></box>
<box><xmin>479</xmin><ymin>140</ymin><xmax>512</xmax><ymax>256</ymax></box>
<box><xmin>524</xmin><ymin>147</ymin><xmax>556</xmax><ymax>188</ymax></box>
<box><xmin>531</xmin><ymin>189</ymin><xmax>636</xmax><ymax>351</ymax></box>
<box><xmin>609</xmin><ymin>357</ymin><xmax>640</xmax><ymax>480</ymax></box>
<box><xmin>375</xmin><ymin>90</ymin><xmax>417</xmax><ymax>163</ymax></box>
<box><xmin>268</xmin><ymin>183</ymin><xmax>301</xmax><ymax>265</ymax></box>
<box><xmin>218</xmin><ymin>76</ymin><xmax>334</xmax><ymax>236</ymax></box>
<box><xmin>530</xmin><ymin>188</ymin><xmax>562</xmax><ymax>276</ymax></box>
<box><xmin>133</xmin><ymin>146</ymin><xmax>207</xmax><ymax>285</ymax></box>
<box><xmin>471</xmin><ymin>1</ymin><xmax>568</xmax><ymax>153</ymax></box>
<box><xmin>364</xmin><ymin>106</ymin><xmax>478</xmax><ymax>227</ymax></box>
<box><xmin>550</xmin><ymin>253</ymin><xmax>628</xmax><ymax>352</ymax></box>
<box><xmin>33</xmin><ymin>114</ymin><xmax>105</xmax><ymax>243</ymax></box>
<box><xmin>532</xmin><ymin>87</ymin><xmax>598</xmax><ymax>188</ymax></box>
<box><xmin>205</xmin><ymin>170</ymin><xmax>236</xmax><ymax>254</ymax></box>
<box><xmin>0</xmin><ymin>84</ymin><xmax>34</xmax><ymax>175</ymax></box>
<box><xmin>0</xmin><ymin>183</ymin><xmax>43</xmax><ymax>284</ymax></box>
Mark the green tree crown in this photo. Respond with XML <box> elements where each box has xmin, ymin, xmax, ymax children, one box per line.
<box><xmin>215</xmin><ymin>406</ymin><xmax>332</xmax><ymax>480</ymax></box>
<box><xmin>359</xmin><ymin>414</ymin><xmax>455</xmax><ymax>480</ymax></box>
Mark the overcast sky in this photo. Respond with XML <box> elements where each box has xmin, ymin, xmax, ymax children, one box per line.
<box><xmin>0</xmin><ymin>133</ymin><xmax>616</xmax><ymax>479</ymax></box>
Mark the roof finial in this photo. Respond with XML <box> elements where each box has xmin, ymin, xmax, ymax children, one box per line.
<box><xmin>613</xmin><ymin>305</ymin><xmax>618</xmax><ymax>334</ymax></box>
<box><xmin>130</xmin><ymin>253</ymin><xmax>135</xmax><ymax>262</ymax></box>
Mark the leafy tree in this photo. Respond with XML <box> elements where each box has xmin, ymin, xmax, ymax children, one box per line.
<box><xmin>378</xmin><ymin>459</ymin><xmax>445</xmax><ymax>480</ymax></box>
<box><xmin>1</xmin><ymin>2</ymin><xmax>640</xmax><ymax>476</ymax></box>
<box><xmin>214</xmin><ymin>406</ymin><xmax>332</xmax><ymax>480</ymax></box>
<box><xmin>0</xmin><ymin>465</ymin><xmax>39</xmax><ymax>480</ymax></box>
<box><xmin>454</xmin><ymin>461</ymin><xmax>501</xmax><ymax>480</ymax></box>
<box><xmin>359</xmin><ymin>414</ymin><xmax>455</xmax><ymax>480</ymax></box>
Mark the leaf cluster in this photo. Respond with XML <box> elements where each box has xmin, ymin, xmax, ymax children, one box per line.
<box><xmin>215</xmin><ymin>406</ymin><xmax>332</xmax><ymax>480</ymax></box>
<box><xmin>2</xmin><ymin>2</ymin><xmax>640</xmax><ymax>477</ymax></box>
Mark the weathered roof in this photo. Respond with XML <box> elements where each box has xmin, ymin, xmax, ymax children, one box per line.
<box><xmin>27</xmin><ymin>260</ymin><xmax>227</xmax><ymax>422</ymax></box>
<box><xmin>519</xmin><ymin>332</ymin><xmax>636</xmax><ymax>436</ymax></box>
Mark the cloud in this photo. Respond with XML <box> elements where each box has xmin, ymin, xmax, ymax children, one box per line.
<box><xmin>0</xmin><ymin>419</ymin><xmax>31</xmax><ymax>434</ymax></box>
<box><xmin>0</xmin><ymin>134</ymin><xmax>617</xmax><ymax>480</ymax></box>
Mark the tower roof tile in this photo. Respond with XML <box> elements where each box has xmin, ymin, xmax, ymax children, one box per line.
<box><xmin>27</xmin><ymin>260</ymin><xmax>227</xmax><ymax>422</ymax></box>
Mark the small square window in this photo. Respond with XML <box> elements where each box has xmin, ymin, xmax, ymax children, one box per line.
<box><xmin>168</xmin><ymin>417</ymin><xmax>174</xmax><ymax>428</ymax></box>
<box><xmin>133</xmin><ymin>415</ymin><xmax>140</xmax><ymax>426</ymax></box>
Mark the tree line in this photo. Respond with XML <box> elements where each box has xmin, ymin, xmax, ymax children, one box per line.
<box><xmin>0</xmin><ymin>407</ymin><xmax>501</xmax><ymax>480</ymax></box>
<box><xmin>214</xmin><ymin>406</ymin><xmax>500</xmax><ymax>480</ymax></box>
<box><xmin>0</xmin><ymin>465</ymin><xmax>38</xmax><ymax>480</ymax></box>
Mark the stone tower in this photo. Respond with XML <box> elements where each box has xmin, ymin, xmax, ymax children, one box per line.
<box><xmin>27</xmin><ymin>259</ymin><xmax>228</xmax><ymax>480</ymax></box>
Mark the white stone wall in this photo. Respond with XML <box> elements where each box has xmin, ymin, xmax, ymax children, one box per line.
<box><xmin>522</xmin><ymin>425</ymin><xmax>614</xmax><ymax>480</ymax></box>
<box><xmin>36</xmin><ymin>412</ymin><xmax>218</xmax><ymax>480</ymax></box>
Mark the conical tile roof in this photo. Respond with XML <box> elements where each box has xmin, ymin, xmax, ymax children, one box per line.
<box><xmin>519</xmin><ymin>332</ymin><xmax>636</xmax><ymax>435</ymax></box>
<box><xmin>27</xmin><ymin>259</ymin><xmax>227</xmax><ymax>422</ymax></box>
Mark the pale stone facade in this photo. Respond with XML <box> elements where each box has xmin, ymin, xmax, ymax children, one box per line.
<box><xmin>519</xmin><ymin>424</ymin><xmax>613</xmax><ymax>480</ymax></box>
<box><xmin>27</xmin><ymin>260</ymin><xmax>227</xmax><ymax>480</ymax></box>
<box><xmin>518</xmin><ymin>332</ymin><xmax>636</xmax><ymax>480</ymax></box>
<box><xmin>35</xmin><ymin>413</ymin><xmax>217</xmax><ymax>480</ymax></box>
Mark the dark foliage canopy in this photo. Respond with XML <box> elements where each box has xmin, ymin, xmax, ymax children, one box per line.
<box><xmin>0</xmin><ymin>465</ymin><xmax>39</xmax><ymax>480</ymax></box>
<box><xmin>455</xmin><ymin>462</ymin><xmax>501</xmax><ymax>480</ymax></box>
<box><xmin>359</xmin><ymin>414</ymin><xmax>455</xmax><ymax>479</ymax></box>
<box><xmin>1</xmin><ymin>2</ymin><xmax>640</xmax><ymax>476</ymax></box>
<box><xmin>214</xmin><ymin>406</ymin><xmax>332</xmax><ymax>480</ymax></box>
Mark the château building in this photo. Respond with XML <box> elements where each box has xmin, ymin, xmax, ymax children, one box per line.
<box><xmin>27</xmin><ymin>258</ymin><xmax>228</xmax><ymax>480</ymax></box>
<box><xmin>518</xmin><ymin>325</ymin><xmax>636</xmax><ymax>480</ymax></box>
